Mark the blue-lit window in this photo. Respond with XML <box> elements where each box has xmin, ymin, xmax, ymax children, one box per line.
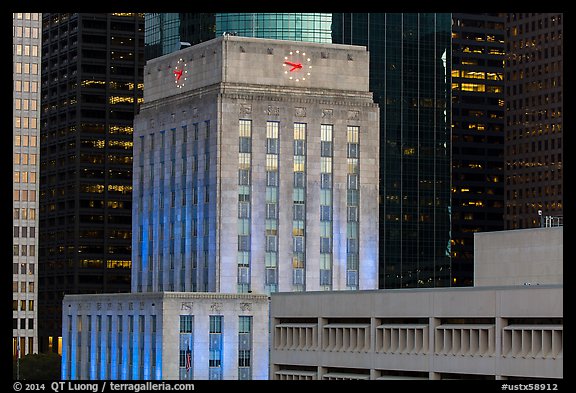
<box><xmin>209</xmin><ymin>315</ymin><xmax>223</xmax><ymax>380</ymax></box>
<box><xmin>179</xmin><ymin>315</ymin><xmax>193</xmax><ymax>380</ymax></box>
<box><xmin>238</xmin><ymin>316</ymin><xmax>252</xmax><ymax>379</ymax></box>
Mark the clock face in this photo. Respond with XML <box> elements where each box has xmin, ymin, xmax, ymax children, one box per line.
<box><xmin>283</xmin><ymin>50</ymin><xmax>312</xmax><ymax>82</ymax></box>
<box><xmin>174</xmin><ymin>58</ymin><xmax>188</xmax><ymax>88</ymax></box>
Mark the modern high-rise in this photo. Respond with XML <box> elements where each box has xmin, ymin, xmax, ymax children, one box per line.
<box><xmin>38</xmin><ymin>13</ymin><xmax>144</xmax><ymax>353</ymax></box>
<box><xmin>144</xmin><ymin>13</ymin><xmax>453</xmax><ymax>289</ymax></box>
<box><xmin>450</xmin><ymin>13</ymin><xmax>506</xmax><ymax>287</ymax></box>
<box><xmin>503</xmin><ymin>13</ymin><xmax>563</xmax><ymax>229</ymax></box>
<box><xmin>13</xmin><ymin>11</ymin><xmax>42</xmax><ymax>359</ymax></box>
<box><xmin>331</xmin><ymin>14</ymin><xmax>453</xmax><ymax>289</ymax></box>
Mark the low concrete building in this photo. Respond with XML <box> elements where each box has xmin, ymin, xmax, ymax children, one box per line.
<box><xmin>269</xmin><ymin>285</ymin><xmax>562</xmax><ymax>380</ymax></box>
<box><xmin>474</xmin><ymin>226</ymin><xmax>563</xmax><ymax>286</ymax></box>
<box><xmin>61</xmin><ymin>292</ymin><xmax>269</xmax><ymax>380</ymax></box>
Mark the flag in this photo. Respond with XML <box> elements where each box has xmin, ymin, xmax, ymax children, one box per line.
<box><xmin>185</xmin><ymin>345</ymin><xmax>191</xmax><ymax>372</ymax></box>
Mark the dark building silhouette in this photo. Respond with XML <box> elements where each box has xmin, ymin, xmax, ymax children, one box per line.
<box><xmin>450</xmin><ymin>13</ymin><xmax>506</xmax><ymax>287</ymax></box>
<box><xmin>38</xmin><ymin>13</ymin><xmax>144</xmax><ymax>353</ymax></box>
<box><xmin>503</xmin><ymin>13</ymin><xmax>563</xmax><ymax>229</ymax></box>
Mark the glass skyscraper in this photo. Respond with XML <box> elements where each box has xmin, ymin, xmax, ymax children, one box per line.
<box><xmin>332</xmin><ymin>14</ymin><xmax>452</xmax><ymax>288</ymax></box>
<box><xmin>144</xmin><ymin>12</ymin><xmax>453</xmax><ymax>289</ymax></box>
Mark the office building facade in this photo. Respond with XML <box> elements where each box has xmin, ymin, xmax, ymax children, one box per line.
<box><xmin>450</xmin><ymin>13</ymin><xmax>506</xmax><ymax>286</ymax></box>
<box><xmin>503</xmin><ymin>13</ymin><xmax>563</xmax><ymax>229</ymax></box>
<box><xmin>13</xmin><ymin>11</ymin><xmax>42</xmax><ymax>358</ymax></box>
<box><xmin>144</xmin><ymin>12</ymin><xmax>453</xmax><ymax>289</ymax></box>
<box><xmin>38</xmin><ymin>13</ymin><xmax>144</xmax><ymax>353</ymax></box>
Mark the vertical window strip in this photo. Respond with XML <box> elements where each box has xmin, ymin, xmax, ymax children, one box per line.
<box><xmin>209</xmin><ymin>315</ymin><xmax>223</xmax><ymax>380</ymax></box>
<box><xmin>320</xmin><ymin>124</ymin><xmax>333</xmax><ymax>289</ymax></box>
<box><xmin>238</xmin><ymin>316</ymin><xmax>252</xmax><ymax>380</ymax></box>
<box><xmin>238</xmin><ymin>120</ymin><xmax>252</xmax><ymax>293</ymax></box>
<box><xmin>179</xmin><ymin>315</ymin><xmax>193</xmax><ymax>380</ymax></box>
<box><xmin>265</xmin><ymin>121</ymin><xmax>279</xmax><ymax>293</ymax></box>
<box><xmin>346</xmin><ymin>126</ymin><xmax>360</xmax><ymax>289</ymax></box>
<box><xmin>292</xmin><ymin>123</ymin><xmax>307</xmax><ymax>290</ymax></box>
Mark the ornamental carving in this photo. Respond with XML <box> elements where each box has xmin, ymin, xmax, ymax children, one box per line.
<box><xmin>348</xmin><ymin>110</ymin><xmax>360</xmax><ymax>121</ymax></box>
<box><xmin>210</xmin><ymin>302</ymin><xmax>223</xmax><ymax>313</ymax></box>
<box><xmin>240</xmin><ymin>302</ymin><xmax>252</xmax><ymax>312</ymax></box>
<box><xmin>295</xmin><ymin>107</ymin><xmax>306</xmax><ymax>117</ymax></box>
<box><xmin>181</xmin><ymin>302</ymin><xmax>193</xmax><ymax>311</ymax></box>
<box><xmin>267</xmin><ymin>105</ymin><xmax>280</xmax><ymax>116</ymax></box>
<box><xmin>322</xmin><ymin>109</ymin><xmax>333</xmax><ymax>118</ymax></box>
<box><xmin>240</xmin><ymin>104</ymin><xmax>252</xmax><ymax>115</ymax></box>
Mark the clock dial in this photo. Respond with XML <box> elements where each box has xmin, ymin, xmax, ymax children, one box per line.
<box><xmin>283</xmin><ymin>50</ymin><xmax>312</xmax><ymax>82</ymax></box>
<box><xmin>174</xmin><ymin>58</ymin><xmax>188</xmax><ymax>88</ymax></box>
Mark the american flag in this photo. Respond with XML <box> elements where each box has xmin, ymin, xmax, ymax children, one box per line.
<box><xmin>185</xmin><ymin>345</ymin><xmax>192</xmax><ymax>372</ymax></box>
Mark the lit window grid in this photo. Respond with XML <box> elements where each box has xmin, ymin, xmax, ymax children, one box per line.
<box><xmin>13</xmin><ymin>12</ymin><xmax>41</xmax><ymax>359</ymax></box>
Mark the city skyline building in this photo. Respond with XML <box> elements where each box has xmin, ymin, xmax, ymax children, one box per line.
<box><xmin>503</xmin><ymin>13</ymin><xmax>563</xmax><ymax>229</ymax></box>
<box><xmin>62</xmin><ymin>35</ymin><xmax>379</xmax><ymax>380</ymax></box>
<box><xmin>450</xmin><ymin>13</ymin><xmax>506</xmax><ymax>286</ymax></box>
<box><xmin>38</xmin><ymin>13</ymin><xmax>144</xmax><ymax>354</ymax></box>
<box><xmin>331</xmin><ymin>14</ymin><xmax>452</xmax><ymax>288</ymax></box>
<box><xmin>133</xmin><ymin>35</ymin><xmax>379</xmax><ymax>294</ymax></box>
<box><xmin>143</xmin><ymin>12</ymin><xmax>453</xmax><ymax>289</ymax></box>
<box><xmin>13</xmin><ymin>11</ymin><xmax>42</xmax><ymax>359</ymax></box>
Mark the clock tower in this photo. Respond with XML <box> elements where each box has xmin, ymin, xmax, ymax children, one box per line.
<box><xmin>137</xmin><ymin>35</ymin><xmax>379</xmax><ymax>294</ymax></box>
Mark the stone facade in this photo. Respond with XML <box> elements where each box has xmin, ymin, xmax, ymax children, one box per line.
<box><xmin>133</xmin><ymin>35</ymin><xmax>379</xmax><ymax>293</ymax></box>
<box><xmin>61</xmin><ymin>292</ymin><xmax>269</xmax><ymax>380</ymax></box>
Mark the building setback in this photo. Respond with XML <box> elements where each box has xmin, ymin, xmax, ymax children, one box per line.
<box><xmin>39</xmin><ymin>13</ymin><xmax>144</xmax><ymax>353</ymax></box>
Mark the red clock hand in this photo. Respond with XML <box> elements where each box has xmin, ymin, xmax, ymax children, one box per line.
<box><xmin>174</xmin><ymin>69</ymin><xmax>183</xmax><ymax>80</ymax></box>
<box><xmin>284</xmin><ymin>61</ymin><xmax>303</xmax><ymax>72</ymax></box>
